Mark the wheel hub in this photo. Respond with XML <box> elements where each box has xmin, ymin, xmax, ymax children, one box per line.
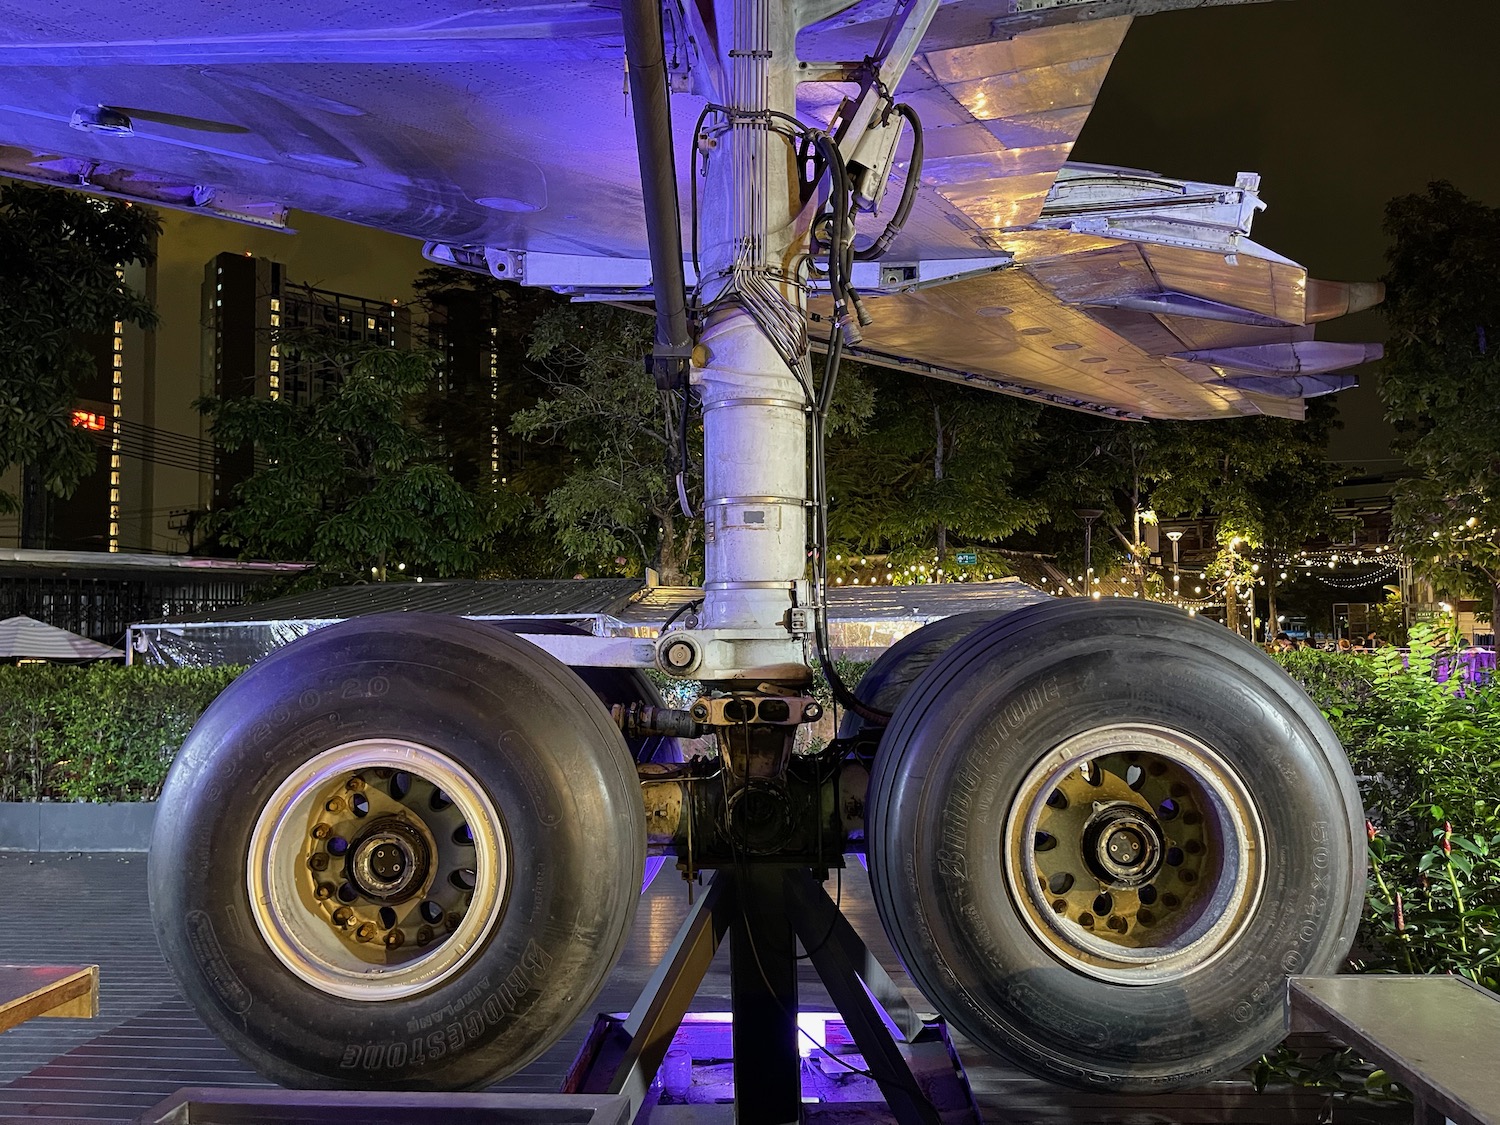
<box><xmin>247</xmin><ymin>740</ymin><xmax>507</xmax><ymax>1002</ymax></box>
<box><xmin>348</xmin><ymin>818</ymin><xmax>429</xmax><ymax>902</ymax></box>
<box><xmin>1083</xmin><ymin>804</ymin><xmax>1162</xmax><ymax>887</ymax></box>
<box><xmin>1005</xmin><ymin>724</ymin><xmax>1264</xmax><ymax>983</ymax></box>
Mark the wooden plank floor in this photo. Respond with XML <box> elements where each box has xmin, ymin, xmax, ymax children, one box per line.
<box><xmin>0</xmin><ymin>853</ymin><xmax>1402</xmax><ymax>1125</ymax></box>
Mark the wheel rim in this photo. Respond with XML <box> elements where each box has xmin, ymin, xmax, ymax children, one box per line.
<box><xmin>247</xmin><ymin>740</ymin><xmax>508</xmax><ymax>1001</ymax></box>
<box><xmin>1004</xmin><ymin>723</ymin><xmax>1264</xmax><ymax>984</ymax></box>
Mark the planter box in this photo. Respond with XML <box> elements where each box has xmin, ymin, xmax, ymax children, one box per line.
<box><xmin>0</xmin><ymin>801</ymin><xmax>156</xmax><ymax>852</ymax></box>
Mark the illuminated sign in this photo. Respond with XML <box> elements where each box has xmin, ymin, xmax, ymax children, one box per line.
<box><xmin>71</xmin><ymin>409</ymin><xmax>107</xmax><ymax>431</ymax></box>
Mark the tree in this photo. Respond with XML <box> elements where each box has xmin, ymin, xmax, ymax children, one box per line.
<box><xmin>514</xmin><ymin>304</ymin><xmax>701</xmax><ymax>583</ymax></box>
<box><xmin>1380</xmin><ymin>181</ymin><xmax>1500</xmax><ymax>632</ymax></box>
<box><xmin>0</xmin><ymin>183</ymin><xmax>159</xmax><ymax>515</ymax></box>
<box><xmin>825</xmin><ymin>369</ymin><xmax>1045</xmax><ymax>576</ymax></box>
<box><xmin>200</xmin><ymin>344</ymin><xmax>496</xmax><ymax>584</ymax></box>
<box><xmin>1015</xmin><ymin>400</ymin><xmax>1340</xmax><ymax>634</ymax></box>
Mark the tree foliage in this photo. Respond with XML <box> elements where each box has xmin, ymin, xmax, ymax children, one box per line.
<box><xmin>200</xmin><ymin>344</ymin><xmax>495</xmax><ymax>584</ymax></box>
<box><xmin>825</xmin><ymin>369</ymin><xmax>1045</xmax><ymax>571</ymax></box>
<box><xmin>1380</xmin><ymin>181</ymin><xmax>1500</xmax><ymax>626</ymax></box>
<box><xmin>1009</xmin><ymin>401</ymin><xmax>1340</xmax><ymax>622</ymax></box>
<box><xmin>0</xmin><ymin>183</ymin><xmax>159</xmax><ymax>509</ymax></box>
<box><xmin>514</xmin><ymin>304</ymin><xmax>701</xmax><ymax>583</ymax></box>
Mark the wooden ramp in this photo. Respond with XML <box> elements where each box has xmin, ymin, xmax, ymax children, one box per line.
<box><xmin>0</xmin><ymin>966</ymin><xmax>97</xmax><ymax>1034</ymax></box>
<box><xmin>1291</xmin><ymin>976</ymin><xmax>1500</xmax><ymax>1125</ymax></box>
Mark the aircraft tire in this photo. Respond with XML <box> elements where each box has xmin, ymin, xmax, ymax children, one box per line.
<box><xmin>149</xmin><ymin>613</ymin><xmax>643</xmax><ymax>1090</ymax></box>
<box><xmin>837</xmin><ymin>609</ymin><xmax>1032</xmax><ymax>741</ymax></box>
<box><xmin>492</xmin><ymin>619</ymin><xmax>680</xmax><ymax>892</ymax></box>
<box><xmin>867</xmin><ymin>599</ymin><xmax>1363</xmax><ymax>1092</ymax></box>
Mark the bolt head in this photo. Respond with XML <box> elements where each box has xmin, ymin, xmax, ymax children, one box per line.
<box><xmin>663</xmin><ymin>639</ymin><xmax>696</xmax><ymax>670</ymax></box>
<box><xmin>355</xmin><ymin>923</ymin><xmax>376</xmax><ymax>942</ymax></box>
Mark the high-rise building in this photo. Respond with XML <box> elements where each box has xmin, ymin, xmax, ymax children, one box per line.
<box><xmin>203</xmin><ymin>252</ymin><xmax>412</xmax><ymax>509</ymax></box>
<box><xmin>421</xmin><ymin>280</ymin><xmax>552</xmax><ymax>490</ymax></box>
<box><xmin>4</xmin><ymin>256</ymin><xmax>159</xmax><ymax>555</ymax></box>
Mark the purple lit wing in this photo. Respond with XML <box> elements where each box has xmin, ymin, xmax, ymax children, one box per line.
<box><xmin>0</xmin><ymin>0</ymin><xmax>1379</xmax><ymax>419</ymax></box>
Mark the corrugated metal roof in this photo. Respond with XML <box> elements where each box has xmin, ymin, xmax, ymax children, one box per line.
<box><xmin>618</xmin><ymin>579</ymin><xmax>1050</xmax><ymax>627</ymax></box>
<box><xmin>150</xmin><ymin>579</ymin><xmax>645</xmax><ymax>625</ymax></box>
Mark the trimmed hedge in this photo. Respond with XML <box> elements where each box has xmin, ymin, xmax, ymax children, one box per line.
<box><xmin>0</xmin><ymin>664</ymin><xmax>242</xmax><ymax>803</ymax></box>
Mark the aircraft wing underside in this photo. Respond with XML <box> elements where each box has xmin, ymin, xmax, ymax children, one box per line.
<box><xmin>0</xmin><ymin>0</ymin><xmax>1377</xmax><ymax>420</ymax></box>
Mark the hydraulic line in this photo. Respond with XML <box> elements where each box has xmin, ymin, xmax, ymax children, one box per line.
<box><xmin>621</xmin><ymin>0</ymin><xmax>693</xmax><ymax>385</ymax></box>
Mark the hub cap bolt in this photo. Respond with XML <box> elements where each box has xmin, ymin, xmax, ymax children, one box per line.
<box><xmin>311</xmin><ymin>824</ymin><xmax>331</xmax><ymax>840</ymax></box>
<box><xmin>314</xmin><ymin>883</ymin><xmax>333</xmax><ymax>901</ymax></box>
<box><xmin>332</xmin><ymin>906</ymin><xmax>354</xmax><ymax>927</ymax></box>
<box><xmin>416</xmin><ymin>926</ymin><xmax>434</xmax><ymax>945</ymax></box>
<box><xmin>325</xmin><ymin>796</ymin><xmax>345</xmax><ymax>814</ymax></box>
<box><xmin>384</xmin><ymin>930</ymin><xmax>404</xmax><ymax>949</ymax></box>
<box><xmin>355</xmin><ymin>922</ymin><xmax>377</xmax><ymax>943</ymax></box>
<box><xmin>308</xmin><ymin>853</ymin><xmax>329</xmax><ymax>872</ymax></box>
<box><xmin>346</xmin><ymin>777</ymin><xmax>365</xmax><ymax>792</ymax></box>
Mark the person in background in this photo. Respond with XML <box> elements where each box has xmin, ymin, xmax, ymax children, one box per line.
<box><xmin>1272</xmin><ymin>632</ymin><xmax>1293</xmax><ymax>653</ymax></box>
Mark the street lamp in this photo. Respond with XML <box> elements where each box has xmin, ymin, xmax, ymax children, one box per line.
<box><xmin>1075</xmin><ymin>509</ymin><xmax>1105</xmax><ymax>596</ymax></box>
<box><xmin>1166</xmin><ymin>530</ymin><xmax>1183</xmax><ymax>603</ymax></box>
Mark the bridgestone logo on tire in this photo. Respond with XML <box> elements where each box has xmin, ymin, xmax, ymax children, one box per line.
<box><xmin>339</xmin><ymin>940</ymin><xmax>554</xmax><ymax>1072</ymax></box>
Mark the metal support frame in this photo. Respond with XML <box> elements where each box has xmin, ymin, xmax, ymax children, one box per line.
<box><xmin>566</xmin><ymin>869</ymin><xmax>975</xmax><ymax>1125</ymax></box>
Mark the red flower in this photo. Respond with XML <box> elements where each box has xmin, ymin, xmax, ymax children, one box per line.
<box><xmin>1443</xmin><ymin>821</ymin><xmax>1453</xmax><ymax>856</ymax></box>
<box><xmin>1366</xmin><ymin>820</ymin><xmax>1378</xmax><ymax>842</ymax></box>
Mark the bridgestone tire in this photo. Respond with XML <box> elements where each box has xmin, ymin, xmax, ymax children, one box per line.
<box><xmin>494</xmin><ymin>620</ymin><xmax>679</xmax><ymax>891</ymax></box>
<box><xmin>868</xmin><ymin>600</ymin><xmax>1364</xmax><ymax>1092</ymax></box>
<box><xmin>837</xmin><ymin>611</ymin><xmax>1014</xmax><ymax>741</ymax></box>
<box><xmin>149</xmin><ymin>614</ymin><xmax>645</xmax><ymax>1090</ymax></box>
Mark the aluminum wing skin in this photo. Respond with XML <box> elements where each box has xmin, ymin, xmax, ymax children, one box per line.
<box><xmin>0</xmin><ymin>0</ymin><xmax>1376</xmax><ymax>420</ymax></box>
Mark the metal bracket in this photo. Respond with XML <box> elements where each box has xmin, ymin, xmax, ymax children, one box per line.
<box><xmin>564</xmin><ymin>869</ymin><xmax>978</xmax><ymax>1125</ymax></box>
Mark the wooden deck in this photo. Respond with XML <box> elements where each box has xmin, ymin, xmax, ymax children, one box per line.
<box><xmin>0</xmin><ymin>853</ymin><xmax>1405</xmax><ymax>1125</ymax></box>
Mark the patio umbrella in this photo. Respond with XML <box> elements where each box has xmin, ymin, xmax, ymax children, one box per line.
<box><xmin>0</xmin><ymin>616</ymin><xmax>124</xmax><ymax>660</ymax></box>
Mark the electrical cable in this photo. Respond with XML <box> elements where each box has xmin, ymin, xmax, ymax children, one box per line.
<box><xmin>660</xmin><ymin>596</ymin><xmax>704</xmax><ymax>633</ymax></box>
<box><xmin>807</xmin><ymin>329</ymin><xmax>890</xmax><ymax>725</ymax></box>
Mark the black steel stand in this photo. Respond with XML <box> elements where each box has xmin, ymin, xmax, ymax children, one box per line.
<box><xmin>563</xmin><ymin>868</ymin><xmax>979</xmax><ymax>1125</ymax></box>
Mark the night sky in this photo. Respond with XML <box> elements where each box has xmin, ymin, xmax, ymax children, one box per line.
<box><xmin>1074</xmin><ymin>0</ymin><xmax>1500</xmax><ymax>471</ymax></box>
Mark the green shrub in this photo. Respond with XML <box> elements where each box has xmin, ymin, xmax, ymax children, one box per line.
<box><xmin>0</xmin><ymin>664</ymin><xmax>242</xmax><ymax>802</ymax></box>
<box><xmin>1277</xmin><ymin>626</ymin><xmax>1500</xmax><ymax>991</ymax></box>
